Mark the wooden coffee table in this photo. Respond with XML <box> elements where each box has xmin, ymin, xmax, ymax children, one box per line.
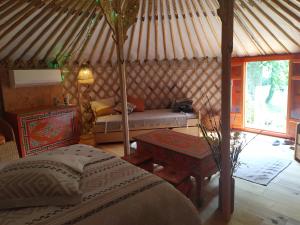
<box><xmin>134</xmin><ymin>129</ymin><xmax>217</xmax><ymax>204</ymax></box>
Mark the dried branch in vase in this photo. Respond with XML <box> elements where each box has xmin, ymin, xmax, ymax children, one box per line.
<box><xmin>199</xmin><ymin>96</ymin><xmax>260</xmax><ymax>176</ymax></box>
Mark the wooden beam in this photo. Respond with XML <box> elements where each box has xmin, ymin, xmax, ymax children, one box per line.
<box><xmin>159</xmin><ymin>0</ymin><xmax>167</xmax><ymax>59</ymax></box>
<box><xmin>98</xmin><ymin>28</ymin><xmax>112</xmax><ymax>63</ymax></box>
<box><xmin>17</xmin><ymin>0</ymin><xmax>75</xmax><ymax>61</ymax></box>
<box><xmin>177</xmin><ymin>0</ymin><xmax>197</xmax><ymax>58</ymax></box>
<box><xmin>217</xmin><ymin>0</ymin><xmax>234</xmax><ymax>220</ymax></box>
<box><xmin>30</xmin><ymin>1</ymin><xmax>82</xmax><ymax>61</ymax></box>
<box><xmin>115</xmin><ymin>23</ymin><xmax>130</xmax><ymax>156</ymax></box>
<box><xmin>234</xmin><ymin>3</ymin><xmax>275</xmax><ymax>54</ymax></box>
<box><xmin>211</xmin><ymin>0</ymin><xmax>249</xmax><ymax>56</ymax></box>
<box><xmin>263</xmin><ymin>1</ymin><xmax>299</xmax><ymax>32</ymax></box>
<box><xmin>171</xmin><ymin>0</ymin><xmax>188</xmax><ymax>58</ymax></box>
<box><xmin>187</xmin><ymin>0</ymin><xmax>208</xmax><ymax>56</ymax></box>
<box><xmin>250</xmin><ymin>0</ymin><xmax>299</xmax><ymax>48</ymax></box>
<box><xmin>43</xmin><ymin>0</ymin><xmax>90</xmax><ymax>60</ymax></box>
<box><xmin>198</xmin><ymin>0</ymin><xmax>221</xmax><ymax>50</ymax></box>
<box><xmin>239</xmin><ymin>0</ymin><xmax>289</xmax><ymax>53</ymax></box>
<box><xmin>165</xmin><ymin>0</ymin><xmax>176</xmax><ymax>59</ymax></box>
<box><xmin>136</xmin><ymin>0</ymin><xmax>146</xmax><ymax>61</ymax></box>
<box><xmin>145</xmin><ymin>0</ymin><xmax>153</xmax><ymax>61</ymax></box>
<box><xmin>78</xmin><ymin>13</ymin><xmax>103</xmax><ymax>62</ymax></box>
<box><xmin>86</xmin><ymin>17</ymin><xmax>106</xmax><ymax>62</ymax></box>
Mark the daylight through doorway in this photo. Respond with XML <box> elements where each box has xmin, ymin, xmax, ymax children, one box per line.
<box><xmin>245</xmin><ymin>60</ymin><xmax>289</xmax><ymax>133</ymax></box>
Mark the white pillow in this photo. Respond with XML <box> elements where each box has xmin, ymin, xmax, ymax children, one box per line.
<box><xmin>90</xmin><ymin>97</ymin><xmax>115</xmax><ymax>116</ymax></box>
<box><xmin>0</xmin><ymin>154</ymin><xmax>90</xmax><ymax>209</ymax></box>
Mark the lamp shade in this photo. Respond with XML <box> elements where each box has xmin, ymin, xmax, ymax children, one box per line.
<box><xmin>77</xmin><ymin>63</ymin><xmax>94</xmax><ymax>84</ymax></box>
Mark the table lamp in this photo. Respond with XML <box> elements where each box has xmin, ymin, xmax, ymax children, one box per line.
<box><xmin>77</xmin><ymin>63</ymin><xmax>94</xmax><ymax>134</ymax></box>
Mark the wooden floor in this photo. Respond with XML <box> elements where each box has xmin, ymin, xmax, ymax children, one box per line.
<box><xmin>81</xmin><ymin>127</ymin><xmax>300</xmax><ymax>225</ymax></box>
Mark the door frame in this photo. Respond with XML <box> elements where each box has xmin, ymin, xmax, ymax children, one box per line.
<box><xmin>232</xmin><ymin>53</ymin><xmax>300</xmax><ymax>138</ymax></box>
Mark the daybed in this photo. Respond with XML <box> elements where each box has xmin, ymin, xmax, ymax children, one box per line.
<box><xmin>93</xmin><ymin>108</ymin><xmax>198</xmax><ymax>143</ymax></box>
<box><xmin>0</xmin><ymin>144</ymin><xmax>201</xmax><ymax>225</ymax></box>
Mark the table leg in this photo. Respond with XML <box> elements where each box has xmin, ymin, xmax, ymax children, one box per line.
<box><xmin>194</xmin><ymin>175</ymin><xmax>203</xmax><ymax>207</ymax></box>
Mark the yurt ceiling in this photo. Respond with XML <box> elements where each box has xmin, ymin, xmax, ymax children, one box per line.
<box><xmin>0</xmin><ymin>0</ymin><xmax>299</xmax><ymax>66</ymax></box>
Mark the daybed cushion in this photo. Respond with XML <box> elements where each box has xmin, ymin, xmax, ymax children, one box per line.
<box><xmin>90</xmin><ymin>97</ymin><xmax>115</xmax><ymax>117</ymax></box>
<box><xmin>128</xmin><ymin>96</ymin><xmax>145</xmax><ymax>112</ymax></box>
<box><xmin>114</xmin><ymin>102</ymin><xmax>136</xmax><ymax>114</ymax></box>
<box><xmin>0</xmin><ymin>154</ymin><xmax>90</xmax><ymax>209</ymax></box>
<box><xmin>0</xmin><ymin>144</ymin><xmax>201</xmax><ymax>225</ymax></box>
<box><xmin>94</xmin><ymin>109</ymin><xmax>197</xmax><ymax>133</ymax></box>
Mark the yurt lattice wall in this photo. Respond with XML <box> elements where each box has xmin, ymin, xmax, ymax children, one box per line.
<box><xmin>63</xmin><ymin>58</ymin><xmax>221</xmax><ymax>131</ymax></box>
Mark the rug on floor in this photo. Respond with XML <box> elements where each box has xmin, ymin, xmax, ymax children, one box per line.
<box><xmin>233</xmin><ymin>135</ymin><xmax>293</xmax><ymax>186</ymax></box>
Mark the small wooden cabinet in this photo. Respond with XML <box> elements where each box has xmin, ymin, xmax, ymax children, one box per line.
<box><xmin>287</xmin><ymin>59</ymin><xmax>300</xmax><ymax>138</ymax></box>
<box><xmin>5</xmin><ymin>106</ymin><xmax>79</xmax><ymax>157</ymax></box>
<box><xmin>230</xmin><ymin>62</ymin><xmax>245</xmax><ymax>129</ymax></box>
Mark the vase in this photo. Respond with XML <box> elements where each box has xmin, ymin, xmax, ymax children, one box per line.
<box><xmin>218</xmin><ymin>177</ymin><xmax>235</xmax><ymax>214</ymax></box>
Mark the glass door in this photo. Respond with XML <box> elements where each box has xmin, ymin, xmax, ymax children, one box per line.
<box><xmin>244</xmin><ymin>60</ymin><xmax>289</xmax><ymax>133</ymax></box>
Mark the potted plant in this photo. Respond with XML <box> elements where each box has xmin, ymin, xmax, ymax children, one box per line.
<box><xmin>198</xmin><ymin>112</ymin><xmax>258</xmax><ymax>212</ymax></box>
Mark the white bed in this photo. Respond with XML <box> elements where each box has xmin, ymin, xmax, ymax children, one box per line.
<box><xmin>0</xmin><ymin>144</ymin><xmax>201</xmax><ymax>225</ymax></box>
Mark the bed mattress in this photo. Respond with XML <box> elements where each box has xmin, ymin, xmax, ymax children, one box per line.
<box><xmin>0</xmin><ymin>144</ymin><xmax>201</xmax><ymax>225</ymax></box>
<box><xmin>94</xmin><ymin>109</ymin><xmax>197</xmax><ymax>133</ymax></box>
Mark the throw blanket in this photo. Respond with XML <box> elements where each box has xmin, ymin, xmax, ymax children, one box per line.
<box><xmin>0</xmin><ymin>144</ymin><xmax>201</xmax><ymax>225</ymax></box>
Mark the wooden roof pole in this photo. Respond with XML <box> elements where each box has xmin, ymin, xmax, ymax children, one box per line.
<box><xmin>58</xmin><ymin>2</ymin><xmax>96</xmax><ymax>57</ymax></box>
<box><xmin>192</xmin><ymin>0</ymin><xmax>217</xmax><ymax>56</ymax></box>
<box><xmin>211</xmin><ymin>0</ymin><xmax>249</xmax><ymax>56</ymax></box>
<box><xmin>154</xmin><ymin>0</ymin><xmax>159</xmax><ymax>60</ymax></box>
<box><xmin>263</xmin><ymin>1</ymin><xmax>299</xmax><ymax>32</ymax></box>
<box><xmin>145</xmin><ymin>0</ymin><xmax>153</xmax><ymax>61</ymax></box>
<box><xmin>185</xmin><ymin>0</ymin><xmax>205</xmax><ymax>56</ymax></box>
<box><xmin>108</xmin><ymin>42</ymin><xmax>116</xmax><ymax>63</ymax></box>
<box><xmin>171</xmin><ymin>0</ymin><xmax>187</xmax><ymax>58</ymax></box>
<box><xmin>43</xmin><ymin>0</ymin><xmax>90</xmax><ymax>60</ymax></box>
<box><xmin>233</xmin><ymin>11</ymin><xmax>264</xmax><ymax>55</ymax></box>
<box><xmin>17</xmin><ymin>0</ymin><xmax>75</xmax><ymax>61</ymax></box>
<box><xmin>272</xmin><ymin>0</ymin><xmax>300</xmax><ymax>22</ymax></box>
<box><xmin>136</xmin><ymin>0</ymin><xmax>146</xmax><ymax>61</ymax></box>
<box><xmin>165</xmin><ymin>0</ymin><xmax>176</xmax><ymax>59</ymax></box>
<box><xmin>0</xmin><ymin>1</ymin><xmax>24</xmax><ymax>19</ymax></box>
<box><xmin>159</xmin><ymin>0</ymin><xmax>167</xmax><ymax>59</ymax></box>
<box><xmin>217</xmin><ymin>0</ymin><xmax>234</xmax><ymax>220</ymax></box>
<box><xmin>234</xmin><ymin>3</ymin><xmax>275</xmax><ymax>54</ymax></box>
<box><xmin>98</xmin><ymin>29</ymin><xmax>112</xmax><ymax>63</ymax></box>
<box><xmin>178</xmin><ymin>0</ymin><xmax>198</xmax><ymax>58</ymax></box>
<box><xmin>79</xmin><ymin>14</ymin><xmax>103</xmax><ymax>62</ymax></box>
<box><xmin>87</xmin><ymin>18</ymin><xmax>106</xmax><ymax>62</ymax></box>
<box><xmin>5</xmin><ymin>2</ymin><xmax>63</xmax><ymax>60</ymax></box>
<box><xmin>126</xmin><ymin>5</ymin><xmax>141</xmax><ymax>61</ymax></box>
<box><xmin>30</xmin><ymin>1</ymin><xmax>82</xmax><ymax>61</ymax></box>
<box><xmin>197</xmin><ymin>0</ymin><xmax>221</xmax><ymax>49</ymax></box>
<box><xmin>250</xmin><ymin>1</ymin><xmax>299</xmax><ymax>48</ymax></box>
<box><xmin>0</xmin><ymin>0</ymin><xmax>12</xmax><ymax>12</ymax></box>
<box><xmin>0</xmin><ymin>0</ymin><xmax>52</xmax><ymax>54</ymax></box>
<box><xmin>239</xmin><ymin>1</ymin><xmax>289</xmax><ymax>53</ymax></box>
<box><xmin>0</xmin><ymin>0</ymin><xmax>40</xmax><ymax>32</ymax></box>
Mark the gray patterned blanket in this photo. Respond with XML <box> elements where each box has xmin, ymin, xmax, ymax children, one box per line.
<box><xmin>0</xmin><ymin>144</ymin><xmax>201</xmax><ymax>225</ymax></box>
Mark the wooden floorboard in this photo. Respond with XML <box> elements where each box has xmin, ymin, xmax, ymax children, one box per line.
<box><xmin>81</xmin><ymin>128</ymin><xmax>300</xmax><ymax>225</ymax></box>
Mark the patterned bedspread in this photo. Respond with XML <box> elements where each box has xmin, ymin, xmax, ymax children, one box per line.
<box><xmin>0</xmin><ymin>144</ymin><xmax>201</xmax><ymax>225</ymax></box>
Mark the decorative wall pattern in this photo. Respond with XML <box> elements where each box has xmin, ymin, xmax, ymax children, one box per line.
<box><xmin>63</xmin><ymin>58</ymin><xmax>221</xmax><ymax>131</ymax></box>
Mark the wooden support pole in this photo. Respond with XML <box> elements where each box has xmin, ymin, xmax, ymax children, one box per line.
<box><xmin>217</xmin><ymin>0</ymin><xmax>234</xmax><ymax>221</ymax></box>
<box><xmin>116</xmin><ymin>23</ymin><xmax>130</xmax><ymax>156</ymax></box>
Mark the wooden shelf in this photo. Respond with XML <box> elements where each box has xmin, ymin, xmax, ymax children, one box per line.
<box><xmin>291</xmin><ymin>76</ymin><xmax>300</xmax><ymax>81</ymax></box>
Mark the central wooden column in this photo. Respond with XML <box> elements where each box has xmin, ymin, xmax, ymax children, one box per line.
<box><xmin>218</xmin><ymin>0</ymin><xmax>235</xmax><ymax>220</ymax></box>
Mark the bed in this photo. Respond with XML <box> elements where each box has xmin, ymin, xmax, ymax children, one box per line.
<box><xmin>0</xmin><ymin>144</ymin><xmax>201</xmax><ymax>225</ymax></box>
<box><xmin>94</xmin><ymin>109</ymin><xmax>198</xmax><ymax>143</ymax></box>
